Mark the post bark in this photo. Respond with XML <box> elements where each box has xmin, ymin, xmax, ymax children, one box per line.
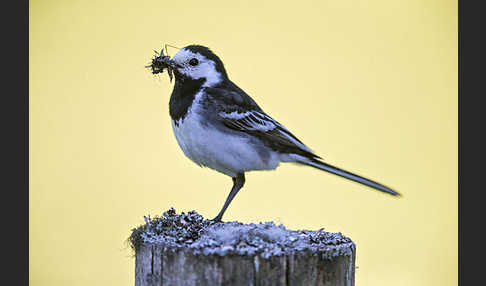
<box><xmin>131</xmin><ymin>209</ymin><xmax>356</xmax><ymax>286</ymax></box>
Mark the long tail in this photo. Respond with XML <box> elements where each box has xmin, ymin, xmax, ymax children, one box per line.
<box><xmin>300</xmin><ymin>158</ymin><xmax>400</xmax><ymax>196</ymax></box>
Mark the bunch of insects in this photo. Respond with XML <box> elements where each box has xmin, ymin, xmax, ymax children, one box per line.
<box><xmin>146</xmin><ymin>45</ymin><xmax>179</xmax><ymax>82</ymax></box>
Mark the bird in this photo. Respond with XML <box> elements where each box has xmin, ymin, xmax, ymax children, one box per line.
<box><xmin>149</xmin><ymin>44</ymin><xmax>400</xmax><ymax>222</ymax></box>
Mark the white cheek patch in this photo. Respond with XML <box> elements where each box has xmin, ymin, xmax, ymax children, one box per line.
<box><xmin>172</xmin><ymin>49</ymin><xmax>222</xmax><ymax>87</ymax></box>
<box><xmin>190</xmin><ymin>61</ymin><xmax>221</xmax><ymax>87</ymax></box>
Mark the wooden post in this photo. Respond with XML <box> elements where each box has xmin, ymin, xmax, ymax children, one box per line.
<box><xmin>130</xmin><ymin>209</ymin><xmax>356</xmax><ymax>286</ymax></box>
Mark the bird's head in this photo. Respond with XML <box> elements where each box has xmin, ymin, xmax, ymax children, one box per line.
<box><xmin>152</xmin><ymin>45</ymin><xmax>228</xmax><ymax>87</ymax></box>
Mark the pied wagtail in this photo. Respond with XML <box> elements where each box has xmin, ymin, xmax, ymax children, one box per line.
<box><xmin>148</xmin><ymin>45</ymin><xmax>400</xmax><ymax>222</ymax></box>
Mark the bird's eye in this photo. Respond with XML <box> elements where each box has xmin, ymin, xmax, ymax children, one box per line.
<box><xmin>189</xmin><ymin>58</ymin><xmax>199</xmax><ymax>66</ymax></box>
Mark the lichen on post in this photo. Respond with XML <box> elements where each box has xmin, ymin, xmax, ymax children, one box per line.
<box><xmin>129</xmin><ymin>208</ymin><xmax>356</xmax><ymax>286</ymax></box>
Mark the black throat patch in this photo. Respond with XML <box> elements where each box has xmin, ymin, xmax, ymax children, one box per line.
<box><xmin>169</xmin><ymin>75</ymin><xmax>206</xmax><ymax>124</ymax></box>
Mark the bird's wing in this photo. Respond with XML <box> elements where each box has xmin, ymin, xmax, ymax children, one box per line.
<box><xmin>204</xmin><ymin>83</ymin><xmax>320</xmax><ymax>159</ymax></box>
<box><xmin>203</xmin><ymin>83</ymin><xmax>401</xmax><ymax>196</ymax></box>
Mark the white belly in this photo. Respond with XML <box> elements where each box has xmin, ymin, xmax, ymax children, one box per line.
<box><xmin>171</xmin><ymin>111</ymin><xmax>280</xmax><ymax>177</ymax></box>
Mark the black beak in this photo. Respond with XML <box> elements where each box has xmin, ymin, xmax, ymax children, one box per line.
<box><xmin>161</xmin><ymin>58</ymin><xmax>176</xmax><ymax>69</ymax></box>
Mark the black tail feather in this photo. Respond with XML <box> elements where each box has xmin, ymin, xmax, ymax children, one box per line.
<box><xmin>301</xmin><ymin>158</ymin><xmax>400</xmax><ymax>196</ymax></box>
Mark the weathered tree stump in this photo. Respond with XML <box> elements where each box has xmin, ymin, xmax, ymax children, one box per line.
<box><xmin>129</xmin><ymin>208</ymin><xmax>356</xmax><ymax>286</ymax></box>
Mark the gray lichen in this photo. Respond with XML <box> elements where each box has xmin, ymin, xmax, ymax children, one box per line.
<box><xmin>129</xmin><ymin>208</ymin><xmax>355</xmax><ymax>260</ymax></box>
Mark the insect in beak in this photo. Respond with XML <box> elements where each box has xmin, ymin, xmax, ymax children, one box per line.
<box><xmin>146</xmin><ymin>48</ymin><xmax>175</xmax><ymax>82</ymax></box>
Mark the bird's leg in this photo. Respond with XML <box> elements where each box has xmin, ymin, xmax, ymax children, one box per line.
<box><xmin>212</xmin><ymin>173</ymin><xmax>245</xmax><ymax>222</ymax></box>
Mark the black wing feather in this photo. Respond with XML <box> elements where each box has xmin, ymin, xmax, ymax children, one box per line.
<box><xmin>203</xmin><ymin>81</ymin><xmax>321</xmax><ymax>160</ymax></box>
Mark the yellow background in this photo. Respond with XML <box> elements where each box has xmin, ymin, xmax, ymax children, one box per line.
<box><xmin>30</xmin><ymin>0</ymin><xmax>457</xmax><ymax>285</ymax></box>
